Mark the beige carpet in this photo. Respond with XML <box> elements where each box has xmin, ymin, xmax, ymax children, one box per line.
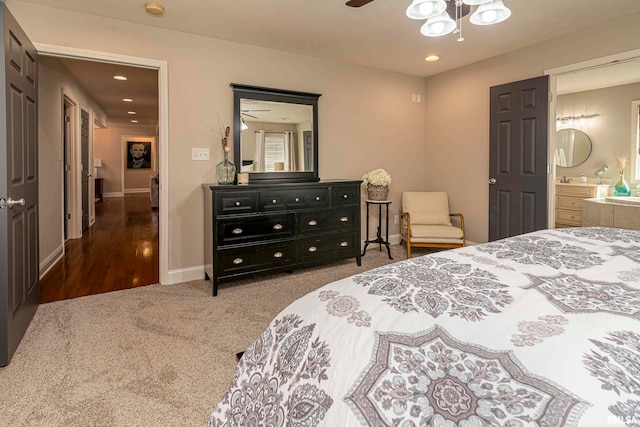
<box><xmin>0</xmin><ymin>245</ymin><xmax>426</xmax><ymax>426</ymax></box>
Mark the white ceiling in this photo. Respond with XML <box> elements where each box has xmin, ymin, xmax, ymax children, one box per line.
<box><xmin>28</xmin><ymin>0</ymin><xmax>640</xmax><ymax>126</ymax></box>
<box><xmin>557</xmin><ymin>59</ymin><xmax>640</xmax><ymax>95</ymax></box>
<box><xmin>21</xmin><ymin>0</ymin><xmax>640</xmax><ymax>78</ymax></box>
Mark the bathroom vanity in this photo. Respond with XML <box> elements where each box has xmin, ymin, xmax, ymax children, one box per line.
<box><xmin>555</xmin><ymin>182</ymin><xmax>609</xmax><ymax>228</ymax></box>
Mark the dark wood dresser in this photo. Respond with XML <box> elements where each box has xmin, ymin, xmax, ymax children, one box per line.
<box><xmin>203</xmin><ymin>180</ymin><xmax>362</xmax><ymax>296</ymax></box>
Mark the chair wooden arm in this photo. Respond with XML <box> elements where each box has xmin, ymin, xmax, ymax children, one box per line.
<box><xmin>400</xmin><ymin>212</ymin><xmax>411</xmax><ymax>236</ymax></box>
<box><xmin>449</xmin><ymin>212</ymin><xmax>465</xmax><ymax>245</ymax></box>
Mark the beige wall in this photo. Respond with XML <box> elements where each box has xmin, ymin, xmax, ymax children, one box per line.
<box><xmin>94</xmin><ymin>126</ymin><xmax>157</xmax><ymax>195</ymax></box>
<box><xmin>10</xmin><ymin>1</ymin><xmax>427</xmax><ymax>276</ymax></box>
<box><xmin>38</xmin><ymin>56</ymin><xmax>105</xmax><ymax>269</ymax></box>
<box><xmin>424</xmin><ymin>13</ymin><xmax>640</xmax><ymax>244</ymax></box>
<box><xmin>556</xmin><ymin>82</ymin><xmax>640</xmax><ymax>189</ymax></box>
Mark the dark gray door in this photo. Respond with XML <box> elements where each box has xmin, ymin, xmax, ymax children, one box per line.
<box><xmin>81</xmin><ymin>109</ymin><xmax>89</xmax><ymax>231</ymax></box>
<box><xmin>0</xmin><ymin>3</ymin><xmax>39</xmax><ymax>367</ymax></box>
<box><xmin>489</xmin><ymin>76</ymin><xmax>548</xmax><ymax>241</ymax></box>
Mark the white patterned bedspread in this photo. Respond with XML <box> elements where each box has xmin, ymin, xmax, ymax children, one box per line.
<box><xmin>208</xmin><ymin>227</ymin><xmax>640</xmax><ymax>427</ymax></box>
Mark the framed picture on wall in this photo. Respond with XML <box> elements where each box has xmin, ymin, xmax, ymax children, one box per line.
<box><xmin>126</xmin><ymin>140</ymin><xmax>152</xmax><ymax>169</ymax></box>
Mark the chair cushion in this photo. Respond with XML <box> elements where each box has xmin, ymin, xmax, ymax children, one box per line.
<box><xmin>403</xmin><ymin>192</ymin><xmax>451</xmax><ymax>226</ymax></box>
<box><xmin>411</xmin><ymin>224</ymin><xmax>464</xmax><ymax>240</ymax></box>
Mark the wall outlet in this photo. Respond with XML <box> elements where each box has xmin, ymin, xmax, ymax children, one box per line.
<box><xmin>394</xmin><ymin>214</ymin><xmax>399</xmax><ymax>225</ymax></box>
<box><xmin>192</xmin><ymin>148</ymin><xmax>209</xmax><ymax>161</ymax></box>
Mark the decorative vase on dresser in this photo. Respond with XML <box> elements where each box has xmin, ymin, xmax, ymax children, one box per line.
<box><xmin>203</xmin><ymin>180</ymin><xmax>361</xmax><ymax>296</ymax></box>
<box><xmin>216</xmin><ymin>151</ymin><xmax>236</xmax><ymax>185</ymax></box>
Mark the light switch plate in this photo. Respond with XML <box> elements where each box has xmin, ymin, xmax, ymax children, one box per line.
<box><xmin>192</xmin><ymin>148</ymin><xmax>209</xmax><ymax>161</ymax></box>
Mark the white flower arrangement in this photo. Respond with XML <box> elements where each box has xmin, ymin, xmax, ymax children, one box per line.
<box><xmin>361</xmin><ymin>168</ymin><xmax>392</xmax><ymax>188</ymax></box>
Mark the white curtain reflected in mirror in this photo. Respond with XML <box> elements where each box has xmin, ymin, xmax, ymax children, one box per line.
<box><xmin>556</xmin><ymin>128</ymin><xmax>592</xmax><ymax>168</ymax></box>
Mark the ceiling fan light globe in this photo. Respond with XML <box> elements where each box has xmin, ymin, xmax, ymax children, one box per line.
<box><xmin>470</xmin><ymin>0</ymin><xmax>511</xmax><ymax>25</ymax></box>
<box><xmin>420</xmin><ymin>12</ymin><xmax>456</xmax><ymax>37</ymax></box>
<box><xmin>406</xmin><ymin>0</ymin><xmax>446</xmax><ymax>20</ymax></box>
<box><xmin>461</xmin><ymin>0</ymin><xmax>493</xmax><ymax>5</ymax></box>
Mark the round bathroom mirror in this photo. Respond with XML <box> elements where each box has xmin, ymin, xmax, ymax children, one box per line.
<box><xmin>556</xmin><ymin>128</ymin><xmax>592</xmax><ymax>168</ymax></box>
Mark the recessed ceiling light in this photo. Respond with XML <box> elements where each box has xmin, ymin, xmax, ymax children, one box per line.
<box><xmin>113</xmin><ymin>75</ymin><xmax>128</xmax><ymax>81</ymax></box>
<box><xmin>131</xmin><ymin>120</ymin><xmax>139</xmax><ymax>123</ymax></box>
<box><xmin>122</xmin><ymin>98</ymin><xmax>133</xmax><ymax>102</ymax></box>
<box><xmin>425</xmin><ymin>55</ymin><xmax>440</xmax><ymax>62</ymax></box>
<box><xmin>127</xmin><ymin>111</ymin><xmax>136</xmax><ymax>115</ymax></box>
<box><xmin>145</xmin><ymin>2</ymin><xmax>165</xmax><ymax>17</ymax></box>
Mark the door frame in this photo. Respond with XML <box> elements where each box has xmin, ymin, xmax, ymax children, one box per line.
<box><xmin>545</xmin><ymin>47</ymin><xmax>640</xmax><ymax>227</ymax></box>
<box><xmin>62</xmin><ymin>95</ymin><xmax>79</xmax><ymax>240</ymax></box>
<box><xmin>35</xmin><ymin>43</ymin><xmax>169</xmax><ymax>285</ymax></box>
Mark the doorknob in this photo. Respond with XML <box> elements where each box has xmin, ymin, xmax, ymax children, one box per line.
<box><xmin>489</xmin><ymin>178</ymin><xmax>497</xmax><ymax>185</ymax></box>
<box><xmin>0</xmin><ymin>197</ymin><xmax>26</xmax><ymax>209</ymax></box>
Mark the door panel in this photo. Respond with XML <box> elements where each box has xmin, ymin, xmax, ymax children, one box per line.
<box><xmin>0</xmin><ymin>3</ymin><xmax>39</xmax><ymax>367</ymax></box>
<box><xmin>489</xmin><ymin>76</ymin><xmax>548</xmax><ymax>241</ymax></box>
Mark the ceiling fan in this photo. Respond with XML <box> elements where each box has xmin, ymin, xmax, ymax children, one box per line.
<box><xmin>241</xmin><ymin>109</ymin><xmax>270</xmax><ymax>119</ymax></box>
<box><xmin>346</xmin><ymin>0</ymin><xmax>471</xmax><ymax>18</ymax></box>
<box><xmin>347</xmin><ymin>0</ymin><xmax>511</xmax><ymax>41</ymax></box>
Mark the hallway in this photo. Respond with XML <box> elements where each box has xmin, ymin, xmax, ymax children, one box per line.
<box><xmin>39</xmin><ymin>194</ymin><xmax>159</xmax><ymax>303</ymax></box>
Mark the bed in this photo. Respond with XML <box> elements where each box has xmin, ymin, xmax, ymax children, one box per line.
<box><xmin>208</xmin><ymin>227</ymin><xmax>640</xmax><ymax>426</ymax></box>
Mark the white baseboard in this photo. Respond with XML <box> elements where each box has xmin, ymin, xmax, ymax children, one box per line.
<box><xmin>39</xmin><ymin>244</ymin><xmax>64</xmax><ymax>278</ymax></box>
<box><xmin>167</xmin><ymin>265</ymin><xmax>205</xmax><ymax>285</ymax></box>
<box><xmin>124</xmin><ymin>188</ymin><xmax>151</xmax><ymax>194</ymax></box>
<box><xmin>103</xmin><ymin>192</ymin><xmax>124</xmax><ymax>198</ymax></box>
<box><xmin>362</xmin><ymin>233</ymin><xmax>402</xmax><ymax>247</ymax></box>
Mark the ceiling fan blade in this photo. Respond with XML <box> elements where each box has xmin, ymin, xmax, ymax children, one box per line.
<box><xmin>346</xmin><ymin>0</ymin><xmax>375</xmax><ymax>7</ymax></box>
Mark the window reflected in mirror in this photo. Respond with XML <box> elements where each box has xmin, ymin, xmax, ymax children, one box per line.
<box><xmin>239</xmin><ymin>100</ymin><xmax>313</xmax><ymax>173</ymax></box>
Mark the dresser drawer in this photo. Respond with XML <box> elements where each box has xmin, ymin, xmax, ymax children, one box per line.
<box><xmin>331</xmin><ymin>185</ymin><xmax>359</xmax><ymax>206</ymax></box>
<box><xmin>260</xmin><ymin>188</ymin><xmax>330</xmax><ymax>211</ymax></box>
<box><xmin>215</xmin><ymin>191</ymin><xmax>258</xmax><ymax>215</ymax></box>
<box><xmin>297</xmin><ymin>233</ymin><xmax>358</xmax><ymax>261</ymax></box>
<box><xmin>218</xmin><ymin>242</ymin><xmax>294</xmax><ymax>275</ymax></box>
<box><xmin>297</xmin><ymin>207</ymin><xmax>358</xmax><ymax>235</ymax></box>
<box><xmin>217</xmin><ymin>213</ymin><xmax>295</xmax><ymax>245</ymax></box>
<box><xmin>556</xmin><ymin>208</ymin><xmax>582</xmax><ymax>226</ymax></box>
<box><xmin>556</xmin><ymin>196</ymin><xmax>584</xmax><ymax>211</ymax></box>
<box><xmin>556</xmin><ymin>185</ymin><xmax>596</xmax><ymax>198</ymax></box>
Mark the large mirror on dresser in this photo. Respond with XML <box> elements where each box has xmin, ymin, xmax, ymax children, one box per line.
<box><xmin>231</xmin><ymin>84</ymin><xmax>321</xmax><ymax>183</ymax></box>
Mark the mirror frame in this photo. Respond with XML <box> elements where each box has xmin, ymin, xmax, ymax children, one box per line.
<box><xmin>231</xmin><ymin>83</ymin><xmax>321</xmax><ymax>184</ymax></box>
<box><xmin>555</xmin><ymin>128</ymin><xmax>593</xmax><ymax>168</ymax></box>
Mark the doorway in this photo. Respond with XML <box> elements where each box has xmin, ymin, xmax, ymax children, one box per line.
<box><xmin>36</xmin><ymin>45</ymin><xmax>169</xmax><ymax>289</ymax></box>
<box><xmin>545</xmin><ymin>48</ymin><xmax>640</xmax><ymax>225</ymax></box>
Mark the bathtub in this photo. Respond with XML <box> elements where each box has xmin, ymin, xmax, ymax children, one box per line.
<box><xmin>604</xmin><ymin>196</ymin><xmax>640</xmax><ymax>206</ymax></box>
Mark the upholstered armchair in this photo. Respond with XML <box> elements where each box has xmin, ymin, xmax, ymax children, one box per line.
<box><xmin>400</xmin><ymin>192</ymin><xmax>465</xmax><ymax>258</ymax></box>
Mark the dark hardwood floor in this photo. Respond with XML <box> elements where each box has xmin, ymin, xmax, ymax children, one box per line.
<box><xmin>39</xmin><ymin>194</ymin><xmax>159</xmax><ymax>303</ymax></box>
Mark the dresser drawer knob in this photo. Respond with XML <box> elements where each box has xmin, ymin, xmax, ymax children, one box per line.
<box><xmin>232</xmin><ymin>258</ymin><xmax>244</xmax><ymax>265</ymax></box>
<box><xmin>273</xmin><ymin>223</ymin><xmax>283</xmax><ymax>230</ymax></box>
<box><xmin>308</xmin><ymin>246</ymin><xmax>317</xmax><ymax>252</ymax></box>
<box><xmin>271</xmin><ymin>199</ymin><xmax>278</xmax><ymax>204</ymax></box>
<box><xmin>340</xmin><ymin>241</ymin><xmax>349</xmax><ymax>247</ymax></box>
<box><xmin>340</xmin><ymin>216</ymin><xmax>349</xmax><ymax>222</ymax></box>
<box><xmin>315</xmin><ymin>196</ymin><xmax>321</xmax><ymax>201</ymax></box>
<box><xmin>273</xmin><ymin>252</ymin><xmax>284</xmax><ymax>258</ymax></box>
<box><xmin>343</xmin><ymin>194</ymin><xmax>348</xmax><ymax>199</ymax></box>
<box><xmin>308</xmin><ymin>220</ymin><xmax>317</xmax><ymax>226</ymax></box>
<box><xmin>235</xmin><ymin>201</ymin><xmax>241</xmax><ymax>206</ymax></box>
<box><xmin>294</xmin><ymin>197</ymin><xmax>300</xmax><ymax>203</ymax></box>
<box><xmin>232</xmin><ymin>228</ymin><xmax>243</xmax><ymax>235</ymax></box>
